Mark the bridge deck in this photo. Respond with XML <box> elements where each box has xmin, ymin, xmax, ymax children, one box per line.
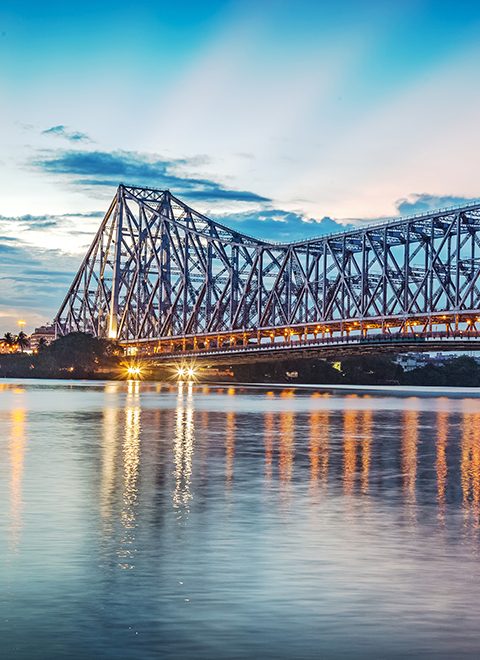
<box><xmin>126</xmin><ymin>329</ymin><xmax>480</xmax><ymax>366</ymax></box>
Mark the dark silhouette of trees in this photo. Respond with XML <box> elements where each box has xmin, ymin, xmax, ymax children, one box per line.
<box><xmin>0</xmin><ymin>332</ymin><xmax>122</xmax><ymax>378</ymax></box>
<box><xmin>37</xmin><ymin>337</ymin><xmax>48</xmax><ymax>351</ymax></box>
<box><xmin>403</xmin><ymin>356</ymin><xmax>480</xmax><ymax>387</ymax></box>
<box><xmin>16</xmin><ymin>331</ymin><xmax>29</xmax><ymax>352</ymax></box>
<box><xmin>3</xmin><ymin>332</ymin><xmax>15</xmax><ymax>349</ymax></box>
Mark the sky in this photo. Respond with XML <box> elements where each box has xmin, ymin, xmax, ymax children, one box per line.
<box><xmin>1</xmin><ymin>0</ymin><xmax>480</xmax><ymax>333</ymax></box>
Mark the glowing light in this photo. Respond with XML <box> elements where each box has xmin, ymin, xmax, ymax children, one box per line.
<box><xmin>126</xmin><ymin>366</ymin><xmax>142</xmax><ymax>379</ymax></box>
<box><xmin>175</xmin><ymin>364</ymin><xmax>198</xmax><ymax>381</ymax></box>
<box><xmin>108</xmin><ymin>329</ymin><xmax>117</xmax><ymax>339</ymax></box>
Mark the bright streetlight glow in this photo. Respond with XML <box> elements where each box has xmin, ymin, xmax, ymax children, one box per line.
<box><xmin>126</xmin><ymin>366</ymin><xmax>142</xmax><ymax>378</ymax></box>
<box><xmin>175</xmin><ymin>365</ymin><xmax>198</xmax><ymax>381</ymax></box>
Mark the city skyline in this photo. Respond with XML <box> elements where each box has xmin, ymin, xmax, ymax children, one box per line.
<box><xmin>2</xmin><ymin>0</ymin><xmax>480</xmax><ymax>332</ymax></box>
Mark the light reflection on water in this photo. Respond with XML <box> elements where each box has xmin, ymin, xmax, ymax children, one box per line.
<box><xmin>461</xmin><ymin>400</ymin><xmax>480</xmax><ymax>533</ymax></box>
<box><xmin>173</xmin><ymin>381</ymin><xmax>195</xmax><ymax>514</ymax></box>
<box><xmin>118</xmin><ymin>380</ymin><xmax>141</xmax><ymax>569</ymax></box>
<box><xmin>436</xmin><ymin>399</ymin><xmax>449</xmax><ymax>524</ymax></box>
<box><xmin>8</xmin><ymin>391</ymin><xmax>26</xmax><ymax>554</ymax></box>
<box><xmin>2</xmin><ymin>380</ymin><xmax>480</xmax><ymax>658</ymax></box>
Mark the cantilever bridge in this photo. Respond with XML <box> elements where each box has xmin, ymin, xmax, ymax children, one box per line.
<box><xmin>55</xmin><ymin>184</ymin><xmax>480</xmax><ymax>361</ymax></box>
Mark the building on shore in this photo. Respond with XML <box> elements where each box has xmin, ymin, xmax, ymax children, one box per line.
<box><xmin>29</xmin><ymin>324</ymin><xmax>55</xmax><ymax>351</ymax></box>
<box><xmin>396</xmin><ymin>351</ymin><xmax>480</xmax><ymax>372</ymax></box>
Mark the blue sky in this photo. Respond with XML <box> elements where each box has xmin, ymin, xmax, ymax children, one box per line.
<box><xmin>1</xmin><ymin>0</ymin><xmax>480</xmax><ymax>332</ymax></box>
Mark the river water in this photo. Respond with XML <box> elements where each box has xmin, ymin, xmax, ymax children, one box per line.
<box><xmin>1</xmin><ymin>379</ymin><xmax>480</xmax><ymax>659</ymax></box>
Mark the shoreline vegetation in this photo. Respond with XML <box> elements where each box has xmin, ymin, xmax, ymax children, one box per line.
<box><xmin>0</xmin><ymin>332</ymin><xmax>121</xmax><ymax>380</ymax></box>
<box><xmin>1</xmin><ymin>331</ymin><xmax>480</xmax><ymax>387</ymax></box>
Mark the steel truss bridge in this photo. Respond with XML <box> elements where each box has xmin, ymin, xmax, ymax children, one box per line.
<box><xmin>55</xmin><ymin>184</ymin><xmax>480</xmax><ymax>360</ymax></box>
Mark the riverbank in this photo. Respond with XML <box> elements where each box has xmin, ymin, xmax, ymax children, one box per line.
<box><xmin>2</xmin><ymin>331</ymin><xmax>480</xmax><ymax>387</ymax></box>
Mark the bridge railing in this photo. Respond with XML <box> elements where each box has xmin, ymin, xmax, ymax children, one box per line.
<box><xmin>135</xmin><ymin>328</ymin><xmax>480</xmax><ymax>360</ymax></box>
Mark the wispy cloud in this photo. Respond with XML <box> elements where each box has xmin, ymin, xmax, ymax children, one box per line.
<box><xmin>0</xmin><ymin>210</ymin><xmax>103</xmax><ymax>231</ymax></box>
<box><xmin>0</xmin><ymin>237</ymin><xmax>79</xmax><ymax>332</ymax></box>
<box><xmin>42</xmin><ymin>125</ymin><xmax>91</xmax><ymax>142</ymax></box>
<box><xmin>395</xmin><ymin>193</ymin><xmax>480</xmax><ymax>216</ymax></box>
<box><xmin>212</xmin><ymin>209</ymin><xmax>355</xmax><ymax>242</ymax></box>
<box><xmin>33</xmin><ymin>149</ymin><xmax>271</xmax><ymax>203</ymax></box>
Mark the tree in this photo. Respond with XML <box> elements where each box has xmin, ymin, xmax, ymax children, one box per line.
<box><xmin>37</xmin><ymin>337</ymin><xmax>48</xmax><ymax>351</ymax></box>
<box><xmin>340</xmin><ymin>355</ymin><xmax>403</xmax><ymax>385</ymax></box>
<box><xmin>16</xmin><ymin>331</ymin><xmax>29</xmax><ymax>353</ymax></box>
<box><xmin>36</xmin><ymin>332</ymin><xmax>121</xmax><ymax>376</ymax></box>
<box><xmin>3</xmin><ymin>332</ymin><xmax>15</xmax><ymax>349</ymax></box>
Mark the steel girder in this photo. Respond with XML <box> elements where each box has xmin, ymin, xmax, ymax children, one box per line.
<box><xmin>55</xmin><ymin>185</ymin><xmax>480</xmax><ymax>341</ymax></box>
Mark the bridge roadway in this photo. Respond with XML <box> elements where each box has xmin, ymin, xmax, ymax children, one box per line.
<box><xmin>128</xmin><ymin>329</ymin><xmax>480</xmax><ymax>366</ymax></box>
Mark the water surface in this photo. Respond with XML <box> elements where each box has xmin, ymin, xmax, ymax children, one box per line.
<box><xmin>1</xmin><ymin>379</ymin><xmax>480</xmax><ymax>659</ymax></box>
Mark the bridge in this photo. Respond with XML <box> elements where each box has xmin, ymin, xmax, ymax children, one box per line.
<box><xmin>55</xmin><ymin>184</ymin><xmax>480</xmax><ymax>362</ymax></box>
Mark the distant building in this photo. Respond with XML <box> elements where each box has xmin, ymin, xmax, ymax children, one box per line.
<box><xmin>396</xmin><ymin>351</ymin><xmax>480</xmax><ymax>371</ymax></box>
<box><xmin>30</xmin><ymin>324</ymin><xmax>55</xmax><ymax>350</ymax></box>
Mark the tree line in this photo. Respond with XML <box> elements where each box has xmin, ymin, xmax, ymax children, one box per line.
<box><xmin>2</xmin><ymin>331</ymin><xmax>30</xmax><ymax>352</ymax></box>
<box><xmin>232</xmin><ymin>354</ymin><xmax>480</xmax><ymax>387</ymax></box>
<box><xmin>0</xmin><ymin>332</ymin><xmax>121</xmax><ymax>378</ymax></box>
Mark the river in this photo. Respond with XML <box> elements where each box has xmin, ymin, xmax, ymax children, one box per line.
<box><xmin>1</xmin><ymin>379</ymin><xmax>480</xmax><ymax>659</ymax></box>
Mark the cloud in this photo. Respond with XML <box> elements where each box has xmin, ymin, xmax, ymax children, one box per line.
<box><xmin>395</xmin><ymin>193</ymin><xmax>480</xmax><ymax>216</ymax></box>
<box><xmin>0</xmin><ymin>238</ymin><xmax>80</xmax><ymax>333</ymax></box>
<box><xmin>0</xmin><ymin>235</ymin><xmax>23</xmax><ymax>242</ymax></box>
<box><xmin>212</xmin><ymin>208</ymin><xmax>355</xmax><ymax>242</ymax></box>
<box><xmin>0</xmin><ymin>242</ymin><xmax>31</xmax><ymax>263</ymax></box>
<box><xmin>0</xmin><ymin>210</ymin><xmax>103</xmax><ymax>231</ymax></box>
<box><xmin>33</xmin><ymin>149</ymin><xmax>271</xmax><ymax>203</ymax></box>
<box><xmin>42</xmin><ymin>125</ymin><xmax>91</xmax><ymax>142</ymax></box>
